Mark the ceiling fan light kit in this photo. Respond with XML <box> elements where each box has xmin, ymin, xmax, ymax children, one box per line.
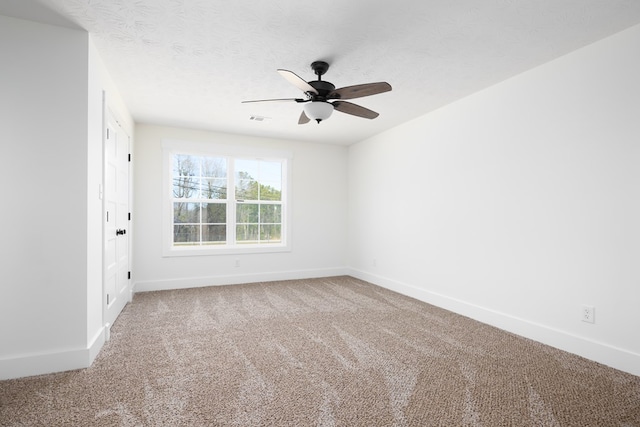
<box><xmin>304</xmin><ymin>101</ymin><xmax>333</xmax><ymax>123</ymax></box>
<box><xmin>243</xmin><ymin>60</ymin><xmax>392</xmax><ymax>125</ymax></box>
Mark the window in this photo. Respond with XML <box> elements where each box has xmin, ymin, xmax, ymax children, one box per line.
<box><xmin>163</xmin><ymin>141</ymin><xmax>291</xmax><ymax>256</ymax></box>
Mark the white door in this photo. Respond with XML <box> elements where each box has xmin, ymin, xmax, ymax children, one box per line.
<box><xmin>104</xmin><ymin>112</ymin><xmax>131</xmax><ymax>331</ymax></box>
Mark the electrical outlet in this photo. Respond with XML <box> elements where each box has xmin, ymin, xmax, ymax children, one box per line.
<box><xmin>235</xmin><ymin>259</ymin><xmax>240</xmax><ymax>268</ymax></box>
<box><xmin>582</xmin><ymin>305</ymin><xmax>595</xmax><ymax>323</ymax></box>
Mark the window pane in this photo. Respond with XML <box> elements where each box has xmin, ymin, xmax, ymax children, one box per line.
<box><xmin>260</xmin><ymin>161</ymin><xmax>281</xmax><ymax>181</ymax></box>
<box><xmin>236</xmin><ymin>179</ymin><xmax>258</xmax><ymax>200</ymax></box>
<box><xmin>236</xmin><ymin>224</ymin><xmax>258</xmax><ymax>242</ymax></box>
<box><xmin>202</xmin><ymin>157</ymin><xmax>227</xmax><ymax>178</ymax></box>
<box><xmin>173</xmin><ymin>155</ymin><xmax>198</xmax><ymax>177</ymax></box>
<box><xmin>173</xmin><ymin>155</ymin><xmax>198</xmax><ymax>198</ymax></box>
<box><xmin>236</xmin><ymin>203</ymin><xmax>258</xmax><ymax>223</ymax></box>
<box><xmin>259</xmin><ymin>182</ymin><xmax>281</xmax><ymax>201</ymax></box>
<box><xmin>259</xmin><ymin>161</ymin><xmax>282</xmax><ymax>201</ymax></box>
<box><xmin>235</xmin><ymin>159</ymin><xmax>259</xmax><ymax>181</ymax></box>
<box><xmin>201</xmin><ymin>178</ymin><xmax>227</xmax><ymax>199</ymax></box>
<box><xmin>173</xmin><ymin>175</ymin><xmax>198</xmax><ymax>198</ymax></box>
<box><xmin>203</xmin><ymin>203</ymin><xmax>226</xmax><ymax>223</ymax></box>
<box><xmin>174</xmin><ymin>224</ymin><xmax>199</xmax><ymax>244</ymax></box>
<box><xmin>236</xmin><ymin>159</ymin><xmax>259</xmax><ymax>200</ymax></box>
<box><xmin>260</xmin><ymin>204</ymin><xmax>281</xmax><ymax>223</ymax></box>
<box><xmin>202</xmin><ymin>225</ymin><xmax>226</xmax><ymax>243</ymax></box>
<box><xmin>260</xmin><ymin>224</ymin><xmax>281</xmax><ymax>242</ymax></box>
<box><xmin>174</xmin><ymin>202</ymin><xmax>199</xmax><ymax>223</ymax></box>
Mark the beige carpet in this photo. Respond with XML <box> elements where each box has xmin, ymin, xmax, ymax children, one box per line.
<box><xmin>1</xmin><ymin>276</ymin><xmax>639</xmax><ymax>426</ymax></box>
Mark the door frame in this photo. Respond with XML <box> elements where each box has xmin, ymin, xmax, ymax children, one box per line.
<box><xmin>102</xmin><ymin>103</ymin><xmax>132</xmax><ymax>339</ymax></box>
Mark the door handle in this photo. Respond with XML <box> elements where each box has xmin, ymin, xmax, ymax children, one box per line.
<box><xmin>116</xmin><ymin>229</ymin><xmax>127</xmax><ymax>236</ymax></box>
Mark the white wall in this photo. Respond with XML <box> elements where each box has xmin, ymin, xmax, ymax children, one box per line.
<box><xmin>0</xmin><ymin>15</ymin><xmax>132</xmax><ymax>380</ymax></box>
<box><xmin>133</xmin><ymin>124</ymin><xmax>349</xmax><ymax>291</ymax></box>
<box><xmin>348</xmin><ymin>24</ymin><xmax>640</xmax><ymax>376</ymax></box>
<box><xmin>0</xmin><ymin>14</ymin><xmax>89</xmax><ymax>378</ymax></box>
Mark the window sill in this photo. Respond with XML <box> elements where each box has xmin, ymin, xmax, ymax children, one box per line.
<box><xmin>162</xmin><ymin>243</ymin><xmax>291</xmax><ymax>257</ymax></box>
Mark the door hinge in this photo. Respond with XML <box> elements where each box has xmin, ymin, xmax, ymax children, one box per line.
<box><xmin>107</xmin><ymin>294</ymin><xmax>110</xmax><ymax>304</ymax></box>
<box><xmin>128</xmin><ymin>271</ymin><xmax>131</xmax><ymax>280</ymax></box>
<box><xmin>128</xmin><ymin>153</ymin><xmax>131</xmax><ymax>162</ymax></box>
<box><xmin>106</xmin><ymin>128</ymin><xmax>110</xmax><ymax>139</ymax></box>
<box><xmin>128</xmin><ymin>212</ymin><xmax>131</xmax><ymax>221</ymax></box>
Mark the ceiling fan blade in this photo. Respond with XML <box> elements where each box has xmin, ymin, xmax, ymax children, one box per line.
<box><xmin>277</xmin><ymin>69</ymin><xmax>319</xmax><ymax>95</ymax></box>
<box><xmin>298</xmin><ymin>110</ymin><xmax>310</xmax><ymax>124</ymax></box>
<box><xmin>329</xmin><ymin>82</ymin><xmax>392</xmax><ymax>100</ymax></box>
<box><xmin>332</xmin><ymin>101</ymin><xmax>379</xmax><ymax>119</ymax></box>
<box><xmin>242</xmin><ymin>98</ymin><xmax>306</xmax><ymax>103</ymax></box>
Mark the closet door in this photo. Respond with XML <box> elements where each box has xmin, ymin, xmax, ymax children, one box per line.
<box><xmin>104</xmin><ymin>111</ymin><xmax>130</xmax><ymax>331</ymax></box>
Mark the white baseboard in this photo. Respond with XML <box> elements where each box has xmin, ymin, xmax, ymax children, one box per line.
<box><xmin>88</xmin><ymin>325</ymin><xmax>106</xmax><ymax>362</ymax></box>
<box><xmin>133</xmin><ymin>267</ymin><xmax>350</xmax><ymax>293</ymax></box>
<box><xmin>349</xmin><ymin>268</ymin><xmax>640</xmax><ymax>378</ymax></box>
<box><xmin>0</xmin><ymin>326</ymin><xmax>106</xmax><ymax>381</ymax></box>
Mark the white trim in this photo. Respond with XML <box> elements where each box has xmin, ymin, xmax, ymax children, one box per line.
<box><xmin>133</xmin><ymin>267</ymin><xmax>350</xmax><ymax>293</ymax></box>
<box><xmin>348</xmin><ymin>268</ymin><xmax>640</xmax><ymax>378</ymax></box>
<box><xmin>0</xmin><ymin>327</ymin><xmax>106</xmax><ymax>381</ymax></box>
<box><xmin>87</xmin><ymin>326</ymin><xmax>107</xmax><ymax>363</ymax></box>
<box><xmin>162</xmin><ymin>139</ymin><xmax>293</xmax><ymax>159</ymax></box>
<box><xmin>165</xmin><ymin>243</ymin><xmax>291</xmax><ymax>257</ymax></box>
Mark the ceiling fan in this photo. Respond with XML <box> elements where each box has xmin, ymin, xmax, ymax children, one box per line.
<box><xmin>242</xmin><ymin>61</ymin><xmax>392</xmax><ymax>124</ymax></box>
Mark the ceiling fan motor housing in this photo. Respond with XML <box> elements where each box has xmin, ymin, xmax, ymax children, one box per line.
<box><xmin>308</xmin><ymin>80</ymin><xmax>336</xmax><ymax>99</ymax></box>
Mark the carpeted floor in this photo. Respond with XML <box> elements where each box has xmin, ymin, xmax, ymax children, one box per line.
<box><xmin>1</xmin><ymin>276</ymin><xmax>639</xmax><ymax>426</ymax></box>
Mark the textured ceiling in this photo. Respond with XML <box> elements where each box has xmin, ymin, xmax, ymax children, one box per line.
<box><xmin>4</xmin><ymin>0</ymin><xmax>640</xmax><ymax>145</ymax></box>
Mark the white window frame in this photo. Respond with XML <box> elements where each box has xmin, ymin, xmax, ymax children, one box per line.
<box><xmin>162</xmin><ymin>140</ymin><xmax>292</xmax><ymax>257</ymax></box>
